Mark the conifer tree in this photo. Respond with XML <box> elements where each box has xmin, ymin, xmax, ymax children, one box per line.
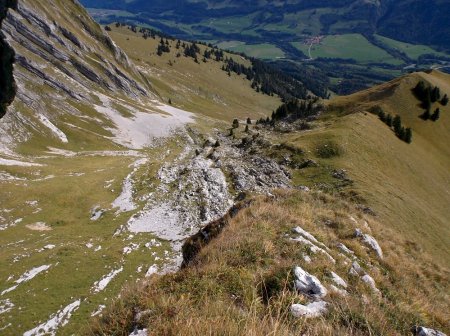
<box><xmin>431</xmin><ymin>86</ymin><xmax>441</xmax><ymax>103</ymax></box>
<box><xmin>247</xmin><ymin>117</ymin><xmax>251</xmax><ymax>124</ymax></box>
<box><xmin>441</xmin><ymin>94</ymin><xmax>448</xmax><ymax>106</ymax></box>
<box><xmin>424</xmin><ymin>89</ymin><xmax>432</xmax><ymax>109</ymax></box>
<box><xmin>397</xmin><ymin>126</ymin><xmax>406</xmax><ymax>140</ymax></box>
<box><xmin>385</xmin><ymin>114</ymin><xmax>393</xmax><ymax>127</ymax></box>
<box><xmin>431</xmin><ymin>108</ymin><xmax>440</xmax><ymax>121</ymax></box>
<box><xmin>420</xmin><ymin>109</ymin><xmax>430</xmax><ymax>120</ymax></box>
<box><xmin>404</xmin><ymin>128</ymin><xmax>412</xmax><ymax>143</ymax></box>
<box><xmin>232</xmin><ymin>119</ymin><xmax>239</xmax><ymax>129</ymax></box>
<box><xmin>393</xmin><ymin>115</ymin><xmax>402</xmax><ymax>134</ymax></box>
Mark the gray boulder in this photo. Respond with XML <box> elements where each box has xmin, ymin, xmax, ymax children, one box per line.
<box><xmin>293</xmin><ymin>266</ymin><xmax>327</xmax><ymax>300</ymax></box>
<box><xmin>290</xmin><ymin>301</ymin><xmax>328</xmax><ymax>318</ymax></box>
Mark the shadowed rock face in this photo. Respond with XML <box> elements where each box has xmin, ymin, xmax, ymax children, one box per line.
<box><xmin>2</xmin><ymin>0</ymin><xmax>152</xmax><ymax>101</ymax></box>
<box><xmin>0</xmin><ymin>0</ymin><xmax>17</xmax><ymax>119</ymax></box>
<box><xmin>0</xmin><ymin>0</ymin><xmax>161</xmax><ymax>154</ymax></box>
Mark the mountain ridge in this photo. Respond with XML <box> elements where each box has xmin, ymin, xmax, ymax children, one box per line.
<box><xmin>0</xmin><ymin>1</ymin><xmax>448</xmax><ymax>335</ymax></box>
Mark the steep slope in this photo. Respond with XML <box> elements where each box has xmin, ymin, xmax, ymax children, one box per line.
<box><xmin>1</xmin><ymin>1</ymin><xmax>448</xmax><ymax>335</ymax></box>
<box><xmin>288</xmin><ymin>70</ymin><xmax>450</xmax><ymax>264</ymax></box>
<box><xmin>0</xmin><ymin>0</ymin><xmax>165</xmax><ymax>155</ymax></box>
<box><xmin>105</xmin><ymin>25</ymin><xmax>282</xmax><ymax>122</ymax></box>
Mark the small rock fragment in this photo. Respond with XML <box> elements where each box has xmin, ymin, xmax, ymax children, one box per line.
<box><xmin>349</xmin><ymin>261</ymin><xmax>364</xmax><ymax>277</ymax></box>
<box><xmin>129</xmin><ymin>329</ymin><xmax>148</xmax><ymax>336</ymax></box>
<box><xmin>355</xmin><ymin>229</ymin><xmax>383</xmax><ymax>259</ymax></box>
<box><xmin>361</xmin><ymin>274</ymin><xmax>380</xmax><ymax>295</ymax></box>
<box><xmin>337</xmin><ymin>242</ymin><xmax>355</xmax><ymax>256</ymax></box>
<box><xmin>411</xmin><ymin>326</ymin><xmax>447</xmax><ymax>336</ymax></box>
<box><xmin>290</xmin><ymin>301</ymin><xmax>328</xmax><ymax>318</ymax></box>
<box><xmin>330</xmin><ymin>271</ymin><xmax>347</xmax><ymax>288</ymax></box>
<box><xmin>330</xmin><ymin>285</ymin><xmax>348</xmax><ymax>296</ymax></box>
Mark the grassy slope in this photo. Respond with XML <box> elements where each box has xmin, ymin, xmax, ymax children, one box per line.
<box><xmin>289</xmin><ymin>70</ymin><xmax>450</xmax><ymax>264</ymax></box>
<box><xmin>90</xmin><ymin>190</ymin><xmax>449</xmax><ymax>335</ymax></box>
<box><xmin>374</xmin><ymin>34</ymin><xmax>447</xmax><ymax>60</ymax></box>
<box><xmin>107</xmin><ymin>26</ymin><xmax>281</xmax><ymax>123</ymax></box>
<box><xmin>89</xmin><ymin>71</ymin><xmax>449</xmax><ymax>335</ymax></box>
<box><xmin>216</xmin><ymin>41</ymin><xmax>285</xmax><ymax>60</ymax></box>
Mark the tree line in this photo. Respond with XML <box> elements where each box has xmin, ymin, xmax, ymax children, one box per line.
<box><xmin>370</xmin><ymin>106</ymin><xmax>412</xmax><ymax>143</ymax></box>
<box><xmin>221</xmin><ymin>57</ymin><xmax>308</xmax><ymax>101</ymax></box>
<box><xmin>256</xmin><ymin>98</ymin><xmax>321</xmax><ymax>126</ymax></box>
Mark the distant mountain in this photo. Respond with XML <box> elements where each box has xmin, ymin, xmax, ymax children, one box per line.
<box><xmin>81</xmin><ymin>0</ymin><xmax>450</xmax><ymax>52</ymax></box>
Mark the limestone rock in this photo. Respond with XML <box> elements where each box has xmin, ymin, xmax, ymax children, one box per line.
<box><xmin>361</xmin><ymin>274</ymin><xmax>380</xmax><ymax>295</ymax></box>
<box><xmin>330</xmin><ymin>271</ymin><xmax>347</xmax><ymax>288</ymax></box>
<box><xmin>349</xmin><ymin>261</ymin><xmax>364</xmax><ymax>277</ymax></box>
<box><xmin>337</xmin><ymin>242</ymin><xmax>355</xmax><ymax>256</ymax></box>
<box><xmin>330</xmin><ymin>284</ymin><xmax>348</xmax><ymax>296</ymax></box>
<box><xmin>129</xmin><ymin>329</ymin><xmax>148</xmax><ymax>336</ymax></box>
<box><xmin>293</xmin><ymin>266</ymin><xmax>327</xmax><ymax>300</ymax></box>
<box><xmin>290</xmin><ymin>301</ymin><xmax>328</xmax><ymax>318</ymax></box>
<box><xmin>411</xmin><ymin>326</ymin><xmax>447</xmax><ymax>336</ymax></box>
<box><xmin>355</xmin><ymin>229</ymin><xmax>383</xmax><ymax>259</ymax></box>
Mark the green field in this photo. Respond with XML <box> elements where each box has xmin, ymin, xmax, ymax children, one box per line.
<box><xmin>204</xmin><ymin>15</ymin><xmax>255</xmax><ymax>34</ymax></box>
<box><xmin>375</xmin><ymin>34</ymin><xmax>447</xmax><ymax>60</ymax></box>
<box><xmin>217</xmin><ymin>41</ymin><xmax>285</xmax><ymax>59</ymax></box>
<box><xmin>292</xmin><ymin>34</ymin><xmax>402</xmax><ymax>64</ymax></box>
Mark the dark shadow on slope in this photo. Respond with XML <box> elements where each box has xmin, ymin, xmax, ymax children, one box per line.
<box><xmin>0</xmin><ymin>0</ymin><xmax>17</xmax><ymax>119</ymax></box>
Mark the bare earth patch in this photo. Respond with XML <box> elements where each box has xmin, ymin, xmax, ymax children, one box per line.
<box><xmin>26</xmin><ymin>222</ymin><xmax>52</xmax><ymax>231</ymax></box>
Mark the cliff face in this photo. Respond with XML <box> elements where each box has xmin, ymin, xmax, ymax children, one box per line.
<box><xmin>0</xmin><ymin>0</ymin><xmax>159</xmax><ymax>154</ymax></box>
<box><xmin>0</xmin><ymin>0</ymin><xmax>17</xmax><ymax>119</ymax></box>
<box><xmin>3</xmin><ymin>0</ymin><xmax>151</xmax><ymax>99</ymax></box>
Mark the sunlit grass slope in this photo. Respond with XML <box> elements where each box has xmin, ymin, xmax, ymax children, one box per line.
<box><xmin>285</xmin><ymin>70</ymin><xmax>450</xmax><ymax>264</ymax></box>
<box><xmin>107</xmin><ymin>26</ymin><xmax>281</xmax><ymax>123</ymax></box>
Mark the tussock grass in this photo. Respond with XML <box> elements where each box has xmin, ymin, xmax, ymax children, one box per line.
<box><xmin>88</xmin><ymin>190</ymin><xmax>449</xmax><ymax>335</ymax></box>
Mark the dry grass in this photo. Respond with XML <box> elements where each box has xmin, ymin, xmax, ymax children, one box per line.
<box><xmin>87</xmin><ymin>190</ymin><xmax>449</xmax><ymax>335</ymax></box>
<box><xmin>287</xmin><ymin>70</ymin><xmax>450</xmax><ymax>265</ymax></box>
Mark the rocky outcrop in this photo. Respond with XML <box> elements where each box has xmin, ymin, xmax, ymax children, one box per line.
<box><xmin>207</xmin><ymin>133</ymin><xmax>291</xmax><ymax>193</ymax></box>
<box><xmin>1</xmin><ymin>0</ymin><xmax>154</xmax><ymax>110</ymax></box>
<box><xmin>291</xmin><ymin>266</ymin><xmax>328</xmax><ymax>318</ymax></box>
<box><xmin>0</xmin><ymin>0</ymin><xmax>160</xmax><ymax>153</ymax></box>
<box><xmin>293</xmin><ymin>266</ymin><xmax>327</xmax><ymax>300</ymax></box>
<box><xmin>182</xmin><ymin>199</ymin><xmax>252</xmax><ymax>267</ymax></box>
<box><xmin>15</xmin><ymin>56</ymin><xmax>82</xmax><ymax>99</ymax></box>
